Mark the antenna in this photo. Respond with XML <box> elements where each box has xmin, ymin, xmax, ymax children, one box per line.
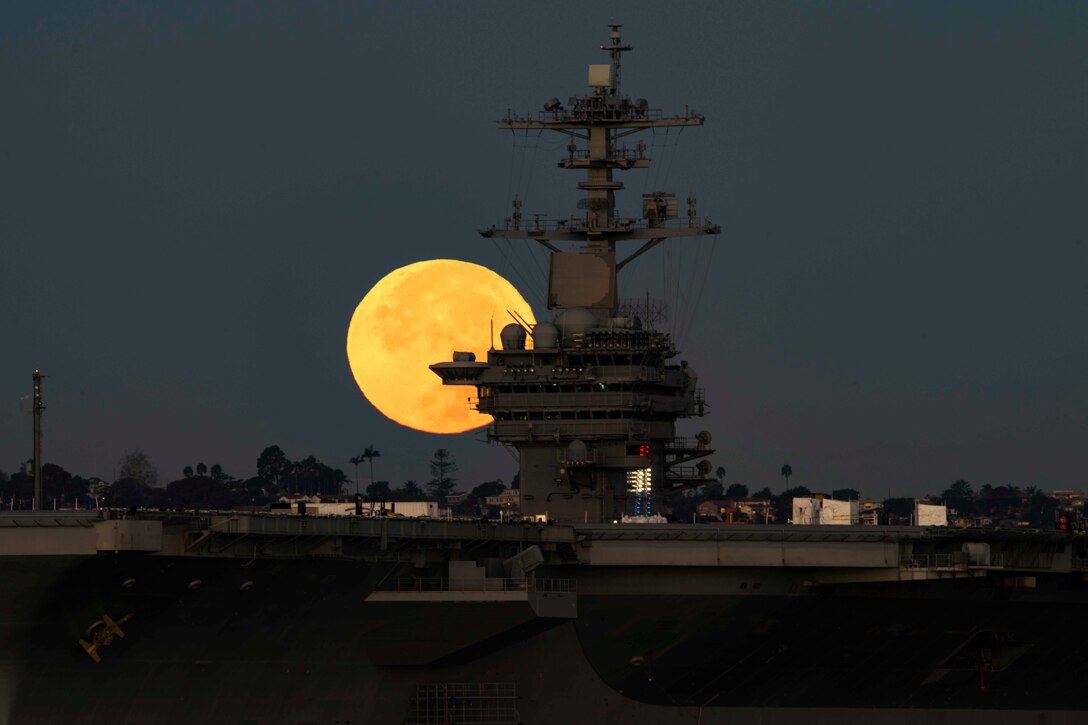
<box><xmin>508</xmin><ymin>309</ymin><xmax>534</xmax><ymax>331</ymax></box>
<box><xmin>482</xmin><ymin>24</ymin><xmax>718</xmax><ymax>325</ymax></box>
<box><xmin>602</xmin><ymin>24</ymin><xmax>632</xmax><ymax>96</ymax></box>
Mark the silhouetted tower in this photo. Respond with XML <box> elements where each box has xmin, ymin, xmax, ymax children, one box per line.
<box><xmin>32</xmin><ymin>369</ymin><xmax>44</xmax><ymax>510</ymax></box>
<box><xmin>432</xmin><ymin>26</ymin><xmax>718</xmax><ymax>523</ymax></box>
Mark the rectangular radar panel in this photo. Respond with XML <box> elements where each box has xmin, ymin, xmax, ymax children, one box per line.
<box><xmin>547</xmin><ymin>250</ymin><xmax>616</xmax><ymax>309</ymax></box>
<box><xmin>588</xmin><ymin>64</ymin><xmax>613</xmax><ymax>88</ymax></box>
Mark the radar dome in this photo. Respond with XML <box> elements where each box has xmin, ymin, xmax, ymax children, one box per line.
<box><xmin>500</xmin><ymin>323</ymin><xmax>527</xmax><ymax>350</ymax></box>
<box><xmin>554</xmin><ymin>307</ymin><xmax>597</xmax><ymax>343</ymax></box>
<box><xmin>532</xmin><ymin>322</ymin><xmax>559</xmax><ymax>348</ymax></box>
<box><xmin>565</xmin><ymin>439</ymin><xmax>589</xmax><ymax>463</ymax></box>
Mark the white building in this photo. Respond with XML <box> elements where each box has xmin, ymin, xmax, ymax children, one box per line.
<box><xmin>792</xmin><ymin>497</ymin><xmax>859</xmax><ymax>525</ymax></box>
<box><xmin>914</xmin><ymin>502</ymin><xmax>948</xmax><ymax>527</ymax></box>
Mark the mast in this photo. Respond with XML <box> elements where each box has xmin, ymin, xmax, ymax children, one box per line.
<box><xmin>32</xmin><ymin>369</ymin><xmax>44</xmax><ymax>510</ymax></box>
<box><xmin>481</xmin><ymin>24</ymin><xmax>719</xmax><ymax>321</ymax></box>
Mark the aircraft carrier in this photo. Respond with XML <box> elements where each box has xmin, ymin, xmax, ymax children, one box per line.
<box><xmin>4</xmin><ymin>25</ymin><xmax>1086</xmax><ymax>725</ymax></box>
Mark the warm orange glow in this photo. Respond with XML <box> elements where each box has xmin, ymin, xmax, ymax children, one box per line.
<box><xmin>346</xmin><ymin>259</ymin><xmax>535</xmax><ymax>433</ymax></box>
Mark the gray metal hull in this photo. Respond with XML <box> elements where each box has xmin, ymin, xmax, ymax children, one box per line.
<box><xmin>3</xmin><ymin>552</ymin><xmax>1086</xmax><ymax>724</ymax></box>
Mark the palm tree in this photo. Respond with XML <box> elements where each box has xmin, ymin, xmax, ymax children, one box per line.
<box><xmin>183</xmin><ymin>465</ymin><xmax>194</xmax><ymax>479</ymax></box>
<box><xmin>196</xmin><ymin>462</ymin><xmax>207</xmax><ymax>477</ymax></box>
<box><xmin>350</xmin><ymin>455</ymin><xmax>366</xmax><ymax>496</ymax></box>
<box><xmin>361</xmin><ymin>446</ymin><xmax>381</xmax><ymax>491</ymax></box>
<box><xmin>781</xmin><ymin>464</ymin><xmax>793</xmax><ymax>489</ymax></box>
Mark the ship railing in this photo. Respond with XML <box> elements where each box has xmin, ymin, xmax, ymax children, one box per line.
<box><xmin>491</xmin><ymin>215</ymin><xmax>712</xmax><ymax>234</ymax></box>
<box><xmin>477</xmin><ymin>391</ymin><xmax>641</xmax><ymax>410</ymax></box>
<box><xmin>478</xmin><ymin>392</ymin><xmax>699</xmax><ymax>413</ymax></box>
<box><xmin>899</xmin><ymin>553</ymin><xmax>967</xmax><ymax>569</ymax></box>
<box><xmin>566</xmin><ymin>146</ymin><xmax>646</xmax><ymax>162</ymax></box>
<box><xmin>406</xmin><ymin>682</ymin><xmax>519</xmax><ymax>725</ymax></box>
<box><xmin>491</xmin><ymin>420</ymin><xmax>648</xmax><ymax>439</ymax></box>
<box><xmin>509</xmin><ymin>106</ymin><xmax>671</xmax><ymax>124</ymax></box>
<box><xmin>386</xmin><ymin>577</ymin><xmax>575</xmax><ymax>593</ymax></box>
<box><xmin>531</xmin><ymin>577</ymin><xmax>577</xmax><ymax>593</ymax></box>
<box><xmin>666</xmin><ymin>466</ymin><xmax>712</xmax><ymax>481</ymax></box>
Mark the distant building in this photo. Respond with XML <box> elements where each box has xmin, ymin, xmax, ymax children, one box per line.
<box><xmin>791</xmin><ymin>497</ymin><xmax>859</xmax><ymax>525</ymax></box>
<box><xmin>736</xmin><ymin>498</ymin><xmax>772</xmax><ymax>523</ymax></box>
<box><xmin>859</xmin><ymin>499</ymin><xmax>883</xmax><ymax>526</ymax></box>
<box><xmin>696</xmin><ymin>500</ymin><xmax>732</xmax><ymax>519</ymax></box>
<box><xmin>445</xmin><ymin>492</ymin><xmax>468</xmax><ymax>505</ymax></box>
<box><xmin>819</xmin><ymin>499</ymin><xmax>859</xmax><ymax>525</ymax></box>
<box><xmin>791</xmin><ymin>498</ymin><xmax>819</xmax><ymax>525</ymax></box>
<box><xmin>914</xmin><ymin>502</ymin><xmax>948</xmax><ymax>527</ymax></box>
<box><xmin>485</xmin><ymin>489</ymin><xmax>521</xmax><ymax>508</ymax></box>
<box><xmin>1051</xmin><ymin>490</ymin><xmax>1084</xmax><ymax>506</ymax></box>
<box><xmin>278</xmin><ymin>493</ymin><xmax>320</xmax><ymax>504</ymax></box>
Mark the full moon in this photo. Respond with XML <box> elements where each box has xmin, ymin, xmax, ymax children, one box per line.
<box><xmin>346</xmin><ymin>259</ymin><xmax>536</xmax><ymax>433</ymax></box>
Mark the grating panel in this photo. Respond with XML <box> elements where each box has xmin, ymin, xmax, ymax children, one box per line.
<box><xmin>406</xmin><ymin>683</ymin><xmax>520</xmax><ymax>725</ymax></box>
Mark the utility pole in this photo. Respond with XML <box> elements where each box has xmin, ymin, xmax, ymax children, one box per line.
<box><xmin>32</xmin><ymin>369</ymin><xmax>45</xmax><ymax>510</ymax></box>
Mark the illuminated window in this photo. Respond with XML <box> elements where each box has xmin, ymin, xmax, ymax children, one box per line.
<box><xmin>627</xmin><ymin>466</ymin><xmax>653</xmax><ymax>516</ymax></box>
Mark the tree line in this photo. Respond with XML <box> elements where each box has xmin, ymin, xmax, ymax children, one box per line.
<box><xmin>668</xmin><ymin>465</ymin><xmax>1068</xmax><ymax>526</ymax></box>
<box><xmin>0</xmin><ymin>445</ymin><xmax>491</xmax><ymax>511</ymax></box>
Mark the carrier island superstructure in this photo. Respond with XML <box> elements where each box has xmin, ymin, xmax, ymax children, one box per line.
<box><xmin>431</xmin><ymin>25</ymin><xmax>721</xmax><ymax>524</ymax></box>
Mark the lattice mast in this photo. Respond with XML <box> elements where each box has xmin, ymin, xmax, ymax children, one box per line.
<box><xmin>481</xmin><ymin>23</ymin><xmax>719</xmax><ymax>319</ymax></box>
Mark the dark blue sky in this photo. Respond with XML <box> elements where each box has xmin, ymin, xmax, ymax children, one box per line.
<box><xmin>2</xmin><ymin>1</ymin><xmax>1085</xmax><ymax>498</ymax></box>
